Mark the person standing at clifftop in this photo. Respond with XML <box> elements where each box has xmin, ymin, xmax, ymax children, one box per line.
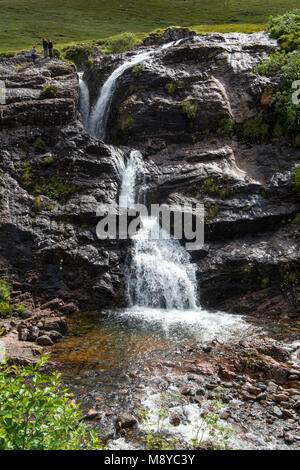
<box><xmin>42</xmin><ymin>38</ymin><xmax>48</xmax><ymax>58</ymax></box>
<box><xmin>30</xmin><ymin>46</ymin><xmax>37</xmax><ymax>65</ymax></box>
<box><xmin>48</xmin><ymin>40</ymin><xmax>53</xmax><ymax>59</ymax></box>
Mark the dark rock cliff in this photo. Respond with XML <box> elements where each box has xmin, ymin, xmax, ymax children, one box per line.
<box><xmin>0</xmin><ymin>33</ymin><xmax>299</xmax><ymax>317</ymax></box>
<box><xmin>0</xmin><ymin>53</ymin><xmax>129</xmax><ymax>309</ymax></box>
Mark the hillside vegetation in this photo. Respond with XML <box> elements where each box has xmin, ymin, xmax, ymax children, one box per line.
<box><xmin>0</xmin><ymin>0</ymin><xmax>298</xmax><ymax>53</ymax></box>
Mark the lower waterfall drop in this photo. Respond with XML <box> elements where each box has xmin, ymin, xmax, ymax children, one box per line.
<box><xmin>119</xmin><ymin>150</ymin><xmax>198</xmax><ymax>310</ymax></box>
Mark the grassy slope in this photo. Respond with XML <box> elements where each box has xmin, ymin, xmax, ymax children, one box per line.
<box><xmin>0</xmin><ymin>0</ymin><xmax>297</xmax><ymax>53</ymax></box>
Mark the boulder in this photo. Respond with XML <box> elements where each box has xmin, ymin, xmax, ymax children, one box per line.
<box><xmin>36</xmin><ymin>335</ymin><xmax>54</xmax><ymax>346</ymax></box>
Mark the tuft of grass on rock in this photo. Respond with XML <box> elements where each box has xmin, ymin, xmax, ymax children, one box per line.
<box><xmin>39</xmin><ymin>85</ymin><xmax>58</xmax><ymax>100</ymax></box>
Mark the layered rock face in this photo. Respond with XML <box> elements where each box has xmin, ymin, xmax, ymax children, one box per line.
<box><xmin>0</xmin><ymin>53</ymin><xmax>129</xmax><ymax>309</ymax></box>
<box><xmin>85</xmin><ymin>32</ymin><xmax>300</xmax><ymax>317</ymax></box>
<box><xmin>0</xmin><ymin>33</ymin><xmax>299</xmax><ymax>318</ymax></box>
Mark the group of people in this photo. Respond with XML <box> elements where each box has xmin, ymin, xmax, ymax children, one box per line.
<box><xmin>30</xmin><ymin>38</ymin><xmax>54</xmax><ymax>65</ymax></box>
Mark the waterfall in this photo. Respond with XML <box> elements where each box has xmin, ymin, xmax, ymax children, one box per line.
<box><xmin>119</xmin><ymin>150</ymin><xmax>145</xmax><ymax>209</ymax></box>
<box><xmin>88</xmin><ymin>38</ymin><xmax>190</xmax><ymax>140</ymax></box>
<box><xmin>119</xmin><ymin>151</ymin><xmax>198</xmax><ymax>310</ymax></box>
<box><xmin>89</xmin><ymin>51</ymin><xmax>152</xmax><ymax>140</ymax></box>
<box><xmin>127</xmin><ymin>218</ymin><xmax>198</xmax><ymax>310</ymax></box>
<box><xmin>78</xmin><ymin>72</ymin><xmax>90</xmax><ymax>130</ymax></box>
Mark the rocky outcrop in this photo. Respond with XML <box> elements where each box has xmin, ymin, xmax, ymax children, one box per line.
<box><xmin>84</xmin><ymin>32</ymin><xmax>300</xmax><ymax>317</ymax></box>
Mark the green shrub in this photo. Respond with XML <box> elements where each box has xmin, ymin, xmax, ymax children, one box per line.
<box><xmin>205</xmin><ymin>204</ymin><xmax>220</xmax><ymax>221</ymax></box>
<box><xmin>118</xmin><ymin>115</ymin><xmax>135</xmax><ymax>132</ymax></box>
<box><xmin>256</xmin><ymin>11</ymin><xmax>300</xmax><ymax>135</ymax></box>
<box><xmin>131</xmin><ymin>65</ymin><xmax>144</xmax><ymax>78</ymax></box>
<box><xmin>180</xmin><ymin>100</ymin><xmax>199</xmax><ymax>119</ymax></box>
<box><xmin>292</xmin><ymin>213</ymin><xmax>300</xmax><ymax>224</ymax></box>
<box><xmin>165</xmin><ymin>82</ymin><xmax>176</xmax><ymax>95</ymax></box>
<box><xmin>0</xmin><ymin>357</ymin><xmax>103</xmax><ymax>450</ymax></box>
<box><xmin>15</xmin><ymin>305</ymin><xmax>25</xmax><ymax>314</ymax></box>
<box><xmin>64</xmin><ymin>45</ymin><xmax>92</xmax><ymax>65</ymax></box>
<box><xmin>39</xmin><ymin>85</ymin><xmax>58</xmax><ymax>100</ymax></box>
<box><xmin>33</xmin><ymin>138</ymin><xmax>46</xmax><ymax>151</ymax></box>
<box><xmin>32</xmin><ymin>196</ymin><xmax>45</xmax><ymax>212</ymax></box>
<box><xmin>41</xmin><ymin>155</ymin><xmax>54</xmax><ymax>166</ymax></box>
<box><xmin>33</xmin><ymin>178</ymin><xmax>76</xmax><ymax>204</ymax></box>
<box><xmin>165</xmin><ymin>80</ymin><xmax>185</xmax><ymax>95</ymax></box>
<box><xmin>202</xmin><ymin>179</ymin><xmax>236</xmax><ymax>198</ymax></box>
<box><xmin>268</xmin><ymin>9</ymin><xmax>300</xmax><ymax>39</ymax></box>
<box><xmin>278</xmin><ymin>32</ymin><xmax>300</xmax><ymax>52</ymax></box>
<box><xmin>217</xmin><ymin>118</ymin><xmax>235</xmax><ymax>136</ymax></box>
<box><xmin>261</xmin><ymin>277</ymin><xmax>270</xmax><ymax>289</ymax></box>
<box><xmin>21</xmin><ymin>161</ymin><xmax>32</xmax><ymax>188</ymax></box>
<box><xmin>0</xmin><ymin>302</ymin><xmax>11</xmax><ymax>319</ymax></box>
<box><xmin>0</xmin><ymin>280</ymin><xmax>10</xmax><ymax>303</ymax></box>
<box><xmin>243</xmin><ymin>114</ymin><xmax>269</xmax><ymax>137</ymax></box>
<box><xmin>104</xmin><ymin>32</ymin><xmax>139</xmax><ymax>54</ymax></box>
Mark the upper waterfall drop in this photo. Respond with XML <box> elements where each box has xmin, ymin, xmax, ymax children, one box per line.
<box><xmin>89</xmin><ymin>51</ymin><xmax>152</xmax><ymax>140</ymax></box>
<box><xmin>87</xmin><ymin>38</ymin><xmax>190</xmax><ymax>141</ymax></box>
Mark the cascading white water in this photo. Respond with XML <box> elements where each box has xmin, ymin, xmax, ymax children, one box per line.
<box><xmin>127</xmin><ymin>217</ymin><xmax>198</xmax><ymax>310</ymax></box>
<box><xmin>78</xmin><ymin>73</ymin><xmax>90</xmax><ymax>131</ymax></box>
<box><xmin>119</xmin><ymin>150</ymin><xmax>198</xmax><ymax>310</ymax></box>
<box><xmin>119</xmin><ymin>150</ymin><xmax>145</xmax><ymax>209</ymax></box>
<box><xmin>81</xmin><ymin>37</ymin><xmax>251</xmax><ymax>340</ymax></box>
<box><xmin>110</xmin><ymin>150</ymin><xmax>250</xmax><ymax>342</ymax></box>
<box><xmin>89</xmin><ymin>51</ymin><xmax>152</xmax><ymax>140</ymax></box>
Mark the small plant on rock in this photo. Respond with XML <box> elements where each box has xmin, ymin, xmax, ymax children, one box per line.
<box><xmin>0</xmin><ymin>280</ymin><xmax>11</xmax><ymax>319</ymax></box>
<box><xmin>132</xmin><ymin>65</ymin><xmax>144</xmax><ymax>78</ymax></box>
<box><xmin>39</xmin><ymin>85</ymin><xmax>58</xmax><ymax>100</ymax></box>
<box><xmin>180</xmin><ymin>100</ymin><xmax>199</xmax><ymax>120</ymax></box>
<box><xmin>190</xmin><ymin>398</ymin><xmax>233</xmax><ymax>450</ymax></box>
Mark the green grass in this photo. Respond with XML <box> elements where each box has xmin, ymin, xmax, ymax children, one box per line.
<box><xmin>0</xmin><ymin>0</ymin><xmax>297</xmax><ymax>53</ymax></box>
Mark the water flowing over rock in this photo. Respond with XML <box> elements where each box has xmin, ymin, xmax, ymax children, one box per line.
<box><xmin>0</xmin><ymin>33</ymin><xmax>299</xmax><ymax>317</ymax></box>
<box><xmin>118</xmin><ymin>151</ymin><xmax>198</xmax><ymax>310</ymax></box>
<box><xmin>78</xmin><ymin>72</ymin><xmax>90</xmax><ymax>130</ymax></box>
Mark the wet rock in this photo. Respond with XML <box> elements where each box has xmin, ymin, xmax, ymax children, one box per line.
<box><xmin>47</xmin><ymin>330</ymin><xmax>63</xmax><ymax>342</ymax></box>
<box><xmin>83</xmin><ymin>408</ymin><xmax>100</xmax><ymax>420</ymax></box>
<box><xmin>267</xmin><ymin>382</ymin><xmax>278</xmax><ymax>394</ymax></box>
<box><xmin>289</xmin><ymin>369</ymin><xmax>300</xmax><ymax>377</ymax></box>
<box><xmin>180</xmin><ymin>386</ymin><xmax>194</xmax><ymax>396</ymax></box>
<box><xmin>244</xmin><ymin>384</ymin><xmax>261</xmax><ymax>395</ymax></box>
<box><xmin>284</xmin><ymin>433</ymin><xmax>295</xmax><ymax>444</ymax></box>
<box><xmin>256</xmin><ymin>392</ymin><xmax>267</xmax><ymax>401</ymax></box>
<box><xmin>60</xmin><ymin>302</ymin><xmax>79</xmax><ymax>315</ymax></box>
<box><xmin>36</xmin><ymin>335</ymin><xmax>54</xmax><ymax>346</ymax></box>
<box><xmin>28</xmin><ymin>326</ymin><xmax>40</xmax><ymax>341</ymax></box>
<box><xmin>282</xmin><ymin>409</ymin><xmax>294</xmax><ymax>419</ymax></box>
<box><xmin>170</xmin><ymin>413</ymin><xmax>181</xmax><ymax>426</ymax></box>
<box><xmin>115</xmin><ymin>413</ymin><xmax>137</xmax><ymax>431</ymax></box>
<box><xmin>274</xmin><ymin>393</ymin><xmax>289</xmax><ymax>402</ymax></box>
<box><xmin>272</xmin><ymin>406</ymin><xmax>283</xmax><ymax>418</ymax></box>
<box><xmin>20</xmin><ymin>310</ymin><xmax>33</xmax><ymax>319</ymax></box>
<box><xmin>41</xmin><ymin>299</ymin><xmax>64</xmax><ymax>311</ymax></box>
<box><xmin>19</xmin><ymin>328</ymin><xmax>29</xmax><ymax>341</ymax></box>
